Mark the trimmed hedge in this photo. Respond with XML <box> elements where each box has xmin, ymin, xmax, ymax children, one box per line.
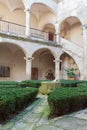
<box><xmin>0</xmin><ymin>81</ymin><xmax>19</xmax><ymax>88</ymax></box>
<box><xmin>19</xmin><ymin>80</ymin><xmax>49</xmax><ymax>88</ymax></box>
<box><xmin>60</xmin><ymin>79</ymin><xmax>83</xmax><ymax>87</ymax></box>
<box><xmin>0</xmin><ymin>87</ymin><xmax>38</xmax><ymax>122</ymax></box>
<box><xmin>77</xmin><ymin>82</ymin><xmax>87</xmax><ymax>87</ymax></box>
<box><xmin>0</xmin><ymin>80</ymin><xmax>50</xmax><ymax>88</ymax></box>
<box><xmin>48</xmin><ymin>84</ymin><xmax>87</xmax><ymax>117</ymax></box>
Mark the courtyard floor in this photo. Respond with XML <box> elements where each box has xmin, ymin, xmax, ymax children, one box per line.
<box><xmin>0</xmin><ymin>94</ymin><xmax>87</xmax><ymax>130</ymax></box>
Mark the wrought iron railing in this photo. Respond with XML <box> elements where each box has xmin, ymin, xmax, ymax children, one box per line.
<box><xmin>0</xmin><ymin>20</ymin><xmax>56</xmax><ymax>42</ymax></box>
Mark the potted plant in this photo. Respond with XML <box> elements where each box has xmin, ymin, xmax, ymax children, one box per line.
<box><xmin>65</xmin><ymin>68</ymin><xmax>77</xmax><ymax>80</ymax></box>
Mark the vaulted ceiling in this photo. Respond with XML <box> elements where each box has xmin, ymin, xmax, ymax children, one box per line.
<box><xmin>31</xmin><ymin>3</ymin><xmax>52</xmax><ymax>20</ymax></box>
<box><xmin>0</xmin><ymin>0</ymin><xmax>59</xmax><ymax>12</ymax></box>
<box><xmin>0</xmin><ymin>0</ymin><xmax>24</xmax><ymax>11</ymax></box>
<box><xmin>0</xmin><ymin>0</ymin><xmax>56</xmax><ymax>21</ymax></box>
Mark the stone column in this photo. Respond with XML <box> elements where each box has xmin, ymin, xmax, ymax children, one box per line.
<box><xmin>25</xmin><ymin>9</ymin><xmax>30</xmax><ymax>37</ymax></box>
<box><xmin>82</xmin><ymin>24</ymin><xmax>87</xmax><ymax>80</ymax></box>
<box><xmin>54</xmin><ymin>59</ymin><xmax>62</xmax><ymax>80</ymax></box>
<box><xmin>24</xmin><ymin>57</ymin><xmax>33</xmax><ymax>80</ymax></box>
<box><xmin>55</xmin><ymin>22</ymin><xmax>61</xmax><ymax>45</ymax></box>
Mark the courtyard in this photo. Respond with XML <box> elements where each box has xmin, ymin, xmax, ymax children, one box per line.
<box><xmin>0</xmin><ymin>0</ymin><xmax>87</xmax><ymax>129</ymax></box>
<box><xmin>0</xmin><ymin>94</ymin><xmax>87</xmax><ymax>130</ymax></box>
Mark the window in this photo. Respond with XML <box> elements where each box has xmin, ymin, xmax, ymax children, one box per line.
<box><xmin>0</xmin><ymin>66</ymin><xmax>10</xmax><ymax>77</ymax></box>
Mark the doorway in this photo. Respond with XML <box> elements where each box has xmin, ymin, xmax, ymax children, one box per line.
<box><xmin>31</xmin><ymin>67</ymin><xmax>38</xmax><ymax>80</ymax></box>
<box><xmin>49</xmin><ymin>32</ymin><xmax>54</xmax><ymax>41</ymax></box>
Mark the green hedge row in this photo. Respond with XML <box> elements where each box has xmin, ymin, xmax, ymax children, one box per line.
<box><xmin>0</xmin><ymin>81</ymin><xmax>18</xmax><ymax>85</ymax></box>
<box><xmin>60</xmin><ymin>79</ymin><xmax>83</xmax><ymax>87</ymax></box>
<box><xmin>0</xmin><ymin>80</ymin><xmax>46</xmax><ymax>88</ymax></box>
<box><xmin>48</xmin><ymin>84</ymin><xmax>87</xmax><ymax>117</ymax></box>
<box><xmin>0</xmin><ymin>80</ymin><xmax>84</xmax><ymax>88</ymax></box>
<box><xmin>19</xmin><ymin>80</ymin><xmax>49</xmax><ymax>88</ymax></box>
<box><xmin>0</xmin><ymin>81</ymin><xmax>19</xmax><ymax>88</ymax></box>
<box><xmin>77</xmin><ymin>82</ymin><xmax>87</xmax><ymax>87</ymax></box>
<box><xmin>0</xmin><ymin>87</ymin><xmax>38</xmax><ymax>122</ymax></box>
<box><xmin>0</xmin><ymin>80</ymin><xmax>50</xmax><ymax>88</ymax></box>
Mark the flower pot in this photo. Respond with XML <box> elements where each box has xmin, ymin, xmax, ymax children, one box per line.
<box><xmin>68</xmin><ymin>77</ymin><xmax>75</xmax><ymax>80</ymax></box>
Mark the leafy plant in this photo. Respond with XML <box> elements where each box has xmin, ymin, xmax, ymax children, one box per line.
<box><xmin>65</xmin><ymin>68</ymin><xmax>77</xmax><ymax>78</ymax></box>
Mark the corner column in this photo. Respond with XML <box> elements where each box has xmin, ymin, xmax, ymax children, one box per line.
<box><xmin>82</xmin><ymin>24</ymin><xmax>87</xmax><ymax>80</ymax></box>
<box><xmin>54</xmin><ymin>59</ymin><xmax>62</xmax><ymax>80</ymax></box>
<box><xmin>24</xmin><ymin>57</ymin><xmax>33</xmax><ymax>80</ymax></box>
<box><xmin>55</xmin><ymin>22</ymin><xmax>61</xmax><ymax>45</ymax></box>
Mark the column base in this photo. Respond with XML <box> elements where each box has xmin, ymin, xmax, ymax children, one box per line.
<box><xmin>53</xmin><ymin>79</ymin><xmax>60</xmax><ymax>82</ymax></box>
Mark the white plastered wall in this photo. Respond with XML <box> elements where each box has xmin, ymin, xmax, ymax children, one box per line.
<box><xmin>0</xmin><ymin>3</ymin><xmax>25</xmax><ymax>25</ymax></box>
<box><xmin>32</xmin><ymin>50</ymin><xmax>55</xmax><ymax>80</ymax></box>
<box><xmin>38</xmin><ymin>12</ymin><xmax>55</xmax><ymax>30</ymax></box>
<box><xmin>60</xmin><ymin>54</ymin><xmax>80</xmax><ymax>79</ymax></box>
<box><xmin>69</xmin><ymin>23</ymin><xmax>83</xmax><ymax>46</ymax></box>
<box><xmin>0</xmin><ymin>44</ymin><xmax>26</xmax><ymax>81</ymax></box>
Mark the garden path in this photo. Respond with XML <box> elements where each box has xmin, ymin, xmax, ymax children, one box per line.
<box><xmin>0</xmin><ymin>94</ymin><xmax>87</xmax><ymax>130</ymax></box>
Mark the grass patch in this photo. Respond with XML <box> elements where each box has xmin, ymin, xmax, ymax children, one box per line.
<box><xmin>43</xmin><ymin>106</ymin><xmax>51</xmax><ymax>118</ymax></box>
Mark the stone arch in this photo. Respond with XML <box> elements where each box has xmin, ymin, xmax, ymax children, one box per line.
<box><xmin>28</xmin><ymin>0</ymin><xmax>57</xmax><ymax>14</ymax></box>
<box><xmin>59</xmin><ymin>15</ymin><xmax>83</xmax><ymax>27</ymax></box>
<box><xmin>31</xmin><ymin>47</ymin><xmax>55</xmax><ymax>80</ymax></box>
<box><xmin>0</xmin><ymin>0</ymin><xmax>25</xmax><ymax>12</ymax></box>
<box><xmin>0</xmin><ymin>42</ymin><xmax>27</xmax><ymax>81</ymax></box>
<box><xmin>0</xmin><ymin>41</ymin><xmax>28</xmax><ymax>57</ymax></box>
<box><xmin>43</xmin><ymin>23</ymin><xmax>56</xmax><ymax>32</ymax></box>
<box><xmin>59</xmin><ymin>52</ymin><xmax>81</xmax><ymax>79</ymax></box>
<box><xmin>42</xmin><ymin>23</ymin><xmax>56</xmax><ymax>41</ymax></box>
<box><xmin>29</xmin><ymin>2</ymin><xmax>56</xmax><ymax>28</ymax></box>
<box><xmin>31</xmin><ymin>46</ymin><xmax>56</xmax><ymax>59</ymax></box>
<box><xmin>21</xmin><ymin>0</ymin><xmax>26</xmax><ymax>9</ymax></box>
<box><xmin>39</xmin><ymin>20</ymin><xmax>56</xmax><ymax>30</ymax></box>
<box><xmin>59</xmin><ymin>16</ymin><xmax>83</xmax><ymax>45</ymax></box>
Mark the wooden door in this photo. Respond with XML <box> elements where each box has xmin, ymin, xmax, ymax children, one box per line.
<box><xmin>31</xmin><ymin>67</ymin><xmax>38</xmax><ymax>80</ymax></box>
<box><xmin>49</xmin><ymin>32</ymin><xmax>54</xmax><ymax>41</ymax></box>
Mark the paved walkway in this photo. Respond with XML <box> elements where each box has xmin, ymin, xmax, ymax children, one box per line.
<box><xmin>0</xmin><ymin>94</ymin><xmax>87</xmax><ymax>130</ymax></box>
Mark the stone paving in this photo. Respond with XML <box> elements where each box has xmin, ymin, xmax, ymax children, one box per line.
<box><xmin>0</xmin><ymin>94</ymin><xmax>87</xmax><ymax>130</ymax></box>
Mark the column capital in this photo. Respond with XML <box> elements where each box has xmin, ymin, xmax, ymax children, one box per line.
<box><xmin>81</xmin><ymin>24</ymin><xmax>87</xmax><ymax>29</ymax></box>
<box><xmin>24</xmin><ymin>9</ymin><xmax>31</xmax><ymax>13</ymax></box>
<box><xmin>24</xmin><ymin>57</ymin><xmax>34</xmax><ymax>61</ymax></box>
<box><xmin>55</xmin><ymin>20</ymin><xmax>59</xmax><ymax>24</ymax></box>
<box><xmin>53</xmin><ymin>59</ymin><xmax>62</xmax><ymax>63</ymax></box>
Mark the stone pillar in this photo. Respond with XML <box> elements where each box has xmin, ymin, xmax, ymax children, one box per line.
<box><xmin>25</xmin><ymin>9</ymin><xmax>30</xmax><ymax>37</ymax></box>
<box><xmin>54</xmin><ymin>59</ymin><xmax>62</xmax><ymax>80</ymax></box>
<box><xmin>24</xmin><ymin>57</ymin><xmax>33</xmax><ymax>80</ymax></box>
<box><xmin>82</xmin><ymin>24</ymin><xmax>87</xmax><ymax>80</ymax></box>
<box><xmin>55</xmin><ymin>22</ymin><xmax>61</xmax><ymax>45</ymax></box>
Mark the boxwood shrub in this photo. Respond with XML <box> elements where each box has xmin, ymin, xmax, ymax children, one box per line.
<box><xmin>0</xmin><ymin>81</ymin><xmax>19</xmax><ymax>88</ymax></box>
<box><xmin>0</xmin><ymin>80</ymin><xmax>50</xmax><ymax>88</ymax></box>
<box><xmin>48</xmin><ymin>85</ymin><xmax>87</xmax><ymax>117</ymax></box>
<box><xmin>60</xmin><ymin>79</ymin><xmax>83</xmax><ymax>87</ymax></box>
<box><xmin>77</xmin><ymin>81</ymin><xmax>87</xmax><ymax>87</ymax></box>
<box><xmin>19</xmin><ymin>80</ymin><xmax>49</xmax><ymax>88</ymax></box>
<box><xmin>0</xmin><ymin>87</ymin><xmax>38</xmax><ymax>122</ymax></box>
